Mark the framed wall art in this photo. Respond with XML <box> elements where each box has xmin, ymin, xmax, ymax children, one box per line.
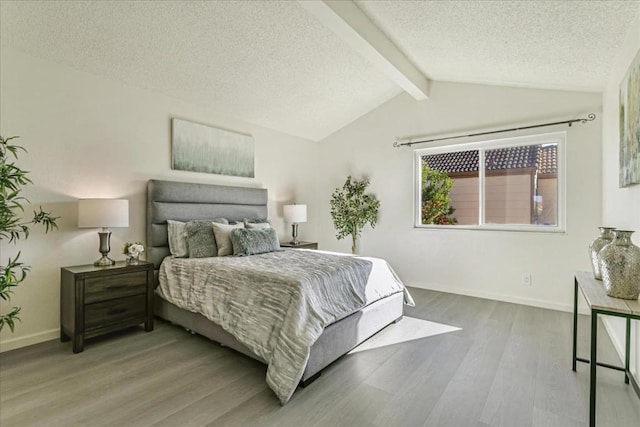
<box><xmin>619</xmin><ymin>48</ymin><xmax>640</xmax><ymax>187</ymax></box>
<box><xmin>171</xmin><ymin>118</ymin><xmax>255</xmax><ymax>178</ymax></box>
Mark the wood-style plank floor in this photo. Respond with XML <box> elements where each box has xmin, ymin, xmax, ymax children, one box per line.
<box><xmin>1</xmin><ymin>288</ymin><xmax>639</xmax><ymax>426</ymax></box>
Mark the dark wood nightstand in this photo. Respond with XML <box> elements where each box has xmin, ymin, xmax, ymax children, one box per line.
<box><xmin>280</xmin><ymin>241</ymin><xmax>318</xmax><ymax>250</ymax></box>
<box><xmin>60</xmin><ymin>261</ymin><xmax>154</xmax><ymax>353</ymax></box>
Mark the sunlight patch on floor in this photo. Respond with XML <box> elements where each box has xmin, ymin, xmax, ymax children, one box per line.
<box><xmin>349</xmin><ymin>316</ymin><xmax>461</xmax><ymax>354</ymax></box>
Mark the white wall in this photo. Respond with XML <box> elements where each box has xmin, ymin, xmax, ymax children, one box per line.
<box><xmin>316</xmin><ymin>82</ymin><xmax>602</xmax><ymax>312</ymax></box>
<box><xmin>0</xmin><ymin>48</ymin><xmax>319</xmax><ymax>351</ymax></box>
<box><xmin>601</xmin><ymin>11</ymin><xmax>640</xmax><ymax>384</ymax></box>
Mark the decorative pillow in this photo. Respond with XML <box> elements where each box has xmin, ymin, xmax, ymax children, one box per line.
<box><xmin>244</xmin><ymin>218</ymin><xmax>270</xmax><ymax>224</ymax></box>
<box><xmin>245</xmin><ymin>222</ymin><xmax>271</xmax><ymax>229</ymax></box>
<box><xmin>212</xmin><ymin>222</ymin><xmax>245</xmax><ymax>256</ymax></box>
<box><xmin>185</xmin><ymin>218</ymin><xmax>229</xmax><ymax>258</ymax></box>
<box><xmin>231</xmin><ymin>228</ymin><xmax>280</xmax><ymax>256</ymax></box>
<box><xmin>244</xmin><ymin>218</ymin><xmax>271</xmax><ymax>229</ymax></box>
<box><xmin>167</xmin><ymin>220</ymin><xmax>188</xmax><ymax>258</ymax></box>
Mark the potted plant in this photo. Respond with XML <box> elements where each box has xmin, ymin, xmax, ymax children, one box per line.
<box><xmin>1</xmin><ymin>135</ymin><xmax>59</xmax><ymax>332</ymax></box>
<box><xmin>330</xmin><ymin>176</ymin><xmax>380</xmax><ymax>254</ymax></box>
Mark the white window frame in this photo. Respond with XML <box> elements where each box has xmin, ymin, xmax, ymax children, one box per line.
<box><xmin>414</xmin><ymin>131</ymin><xmax>567</xmax><ymax>232</ymax></box>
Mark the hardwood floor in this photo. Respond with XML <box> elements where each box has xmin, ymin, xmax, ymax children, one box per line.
<box><xmin>1</xmin><ymin>287</ymin><xmax>639</xmax><ymax>426</ymax></box>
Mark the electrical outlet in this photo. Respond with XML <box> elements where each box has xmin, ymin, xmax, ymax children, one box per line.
<box><xmin>521</xmin><ymin>273</ymin><xmax>532</xmax><ymax>286</ymax></box>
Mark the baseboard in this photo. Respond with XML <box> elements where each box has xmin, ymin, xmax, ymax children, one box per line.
<box><xmin>601</xmin><ymin>317</ymin><xmax>640</xmax><ymax>387</ymax></box>
<box><xmin>407</xmin><ymin>282</ymin><xmax>591</xmax><ymax>315</ymax></box>
<box><xmin>602</xmin><ymin>317</ymin><xmax>626</xmax><ymax>364</ymax></box>
<box><xmin>0</xmin><ymin>328</ymin><xmax>59</xmax><ymax>353</ymax></box>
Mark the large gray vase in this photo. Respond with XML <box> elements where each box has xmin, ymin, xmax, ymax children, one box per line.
<box><xmin>598</xmin><ymin>230</ymin><xmax>640</xmax><ymax>300</ymax></box>
<box><xmin>589</xmin><ymin>226</ymin><xmax>616</xmax><ymax>279</ymax></box>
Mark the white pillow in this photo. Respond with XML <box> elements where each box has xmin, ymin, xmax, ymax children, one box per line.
<box><xmin>245</xmin><ymin>222</ymin><xmax>272</xmax><ymax>229</ymax></box>
<box><xmin>167</xmin><ymin>220</ymin><xmax>188</xmax><ymax>258</ymax></box>
<box><xmin>212</xmin><ymin>222</ymin><xmax>245</xmax><ymax>256</ymax></box>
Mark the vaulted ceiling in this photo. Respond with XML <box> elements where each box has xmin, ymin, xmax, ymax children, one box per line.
<box><xmin>1</xmin><ymin>1</ymin><xmax>638</xmax><ymax>141</ymax></box>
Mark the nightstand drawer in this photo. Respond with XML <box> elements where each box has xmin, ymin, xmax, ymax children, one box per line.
<box><xmin>84</xmin><ymin>271</ymin><xmax>147</xmax><ymax>303</ymax></box>
<box><xmin>85</xmin><ymin>295</ymin><xmax>146</xmax><ymax>330</ymax></box>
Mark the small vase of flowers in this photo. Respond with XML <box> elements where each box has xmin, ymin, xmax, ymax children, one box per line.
<box><xmin>123</xmin><ymin>242</ymin><xmax>145</xmax><ymax>265</ymax></box>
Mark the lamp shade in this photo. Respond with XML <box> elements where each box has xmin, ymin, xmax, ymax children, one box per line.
<box><xmin>78</xmin><ymin>199</ymin><xmax>129</xmax><ymax>228</ymax></box>
<box><xmin>283</xmin><ymin>204</ymin><xmax>307</xmax><ymax>224</ymax></box>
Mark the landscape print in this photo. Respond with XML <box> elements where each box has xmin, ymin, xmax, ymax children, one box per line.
<box><xmin>172</xmin><ymin>118</ymin><xmax>255</xmax><ymax>178</ymax></box>
<box><xmin>619</xmin><ymin>48</ymin><xmax>640</xmax><ymax>187</ymax></box>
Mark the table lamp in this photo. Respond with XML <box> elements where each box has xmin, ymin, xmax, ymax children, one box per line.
<box><xmin>283</xmin><ymin>204</ymin><xmax>307</xmax><ymax>245</ymax></box>
<box><xmin>78</xmin><ymin>199</ymin><xmax>129</xmax><ymax>266</ymax></box>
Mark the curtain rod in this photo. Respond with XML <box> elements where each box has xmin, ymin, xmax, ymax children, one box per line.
<box><xmin>393</xmin><ymin>113</ymin><xmax>596</xmax><ymax>148</ymax></box>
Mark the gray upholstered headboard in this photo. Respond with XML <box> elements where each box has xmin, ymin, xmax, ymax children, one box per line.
<box><xmin>146</xmin><ymin>180</ymin><xmax>268</xmax><ymax>269</ymax></box>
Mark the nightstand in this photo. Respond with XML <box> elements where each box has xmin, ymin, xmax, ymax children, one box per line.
<box><xmin>60</xmin><ymin>261</ymin><xmax>154</xmax><ymax>353</ymax></box>
<box><xmin>280</xmin><ymin>241</ymin><xmax>318</xmax><ymax>250</ymax></box>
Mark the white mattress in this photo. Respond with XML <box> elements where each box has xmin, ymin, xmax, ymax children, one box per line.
<box><xmin>300</xmin><ymin>249</ymin><xmax>414</xmax><ymax>306</ymax></box>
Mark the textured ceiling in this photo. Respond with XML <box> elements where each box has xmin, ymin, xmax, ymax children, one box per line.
<box><xmin>355</xmin><ymin>0</ymin><xmax>639</xmax><ymax>91</ymax></box>
<box><xmin>0</xmin><ymin>0</ymin><xmax>400</xmax><ymax>141</ymax></box>
<box><xmin>1</xmin><ymin>1</ymin><xmax>638</xmax><ymax>141</ymax></box>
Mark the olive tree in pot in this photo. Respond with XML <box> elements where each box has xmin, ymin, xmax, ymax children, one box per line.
<box><xmin>330</xmin><ymin>176</ymin><xmax>380</xmax><ymax>254</ymax></box>
<box><xmin>1</xmin><ymin>135</ymin><xmax>59</xmax><ymax>332</ymax></box>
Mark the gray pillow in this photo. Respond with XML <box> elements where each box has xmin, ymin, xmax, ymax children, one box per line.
<box><xmin>231</xmin><ymin>228</ymin><xmax>280</xmax><ymax>256</ymax></box>
<box><xmin>244</xmin><ymin>218</ymin><xmax>270</xmax><ymax>224</ymax></box>
<box><xmin>212</xmin><ymin>222</ymin><xmax>245</xmax><ymax>256</ymax></box>
<box><xmin>244</xmin><ymin>218</ymin><xmax>271</xmax><ymax>229</ymax></box>
<box><xmin>185</xmin><ymin>218</ymin><xmax>229</xmax><ymax>258</ymax></box>
<box><xmin>167</xmin><ymin>220</ymin><xmax>188</xmax><ymax>258</ymax></box>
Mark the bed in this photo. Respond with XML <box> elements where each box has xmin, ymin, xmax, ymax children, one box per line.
<box><xmin>146</xmin><ymin>179</ymin><xmax>411</xmax><ymax>403</ymax></box>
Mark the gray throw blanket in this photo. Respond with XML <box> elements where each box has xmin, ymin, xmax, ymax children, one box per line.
<box><xmin>157</xmin><ymin>250</ymin><xmax>373</xmax><ymax>403</ymax></box>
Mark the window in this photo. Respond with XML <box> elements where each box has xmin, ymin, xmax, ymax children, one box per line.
<box><xmin>415</xmin><ymin>132</ymin><xmax>565</xmax><ymax>231</ymax></box>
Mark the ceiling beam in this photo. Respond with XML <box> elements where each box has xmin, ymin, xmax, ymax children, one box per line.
<box><xmin>299</xmin><ymin>0</ymin><xmax>430</xmax><ymax>100</ymax></box>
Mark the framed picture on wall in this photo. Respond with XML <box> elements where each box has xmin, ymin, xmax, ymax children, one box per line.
<box><xmin>171</xmin><ymin>118</ymin><xmax>255</xmax><ymax>178</ymax></box>
<box><xmin>619</xmin><ymin>48</ymin><xmax>640</xmax><ymax>187</ymax></box>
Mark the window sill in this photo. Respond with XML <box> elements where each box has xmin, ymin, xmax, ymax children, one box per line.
<box><xmin>414</xmin><ymin>224</ymin><xmax>566</xmax><ymax>234</ymax></box>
